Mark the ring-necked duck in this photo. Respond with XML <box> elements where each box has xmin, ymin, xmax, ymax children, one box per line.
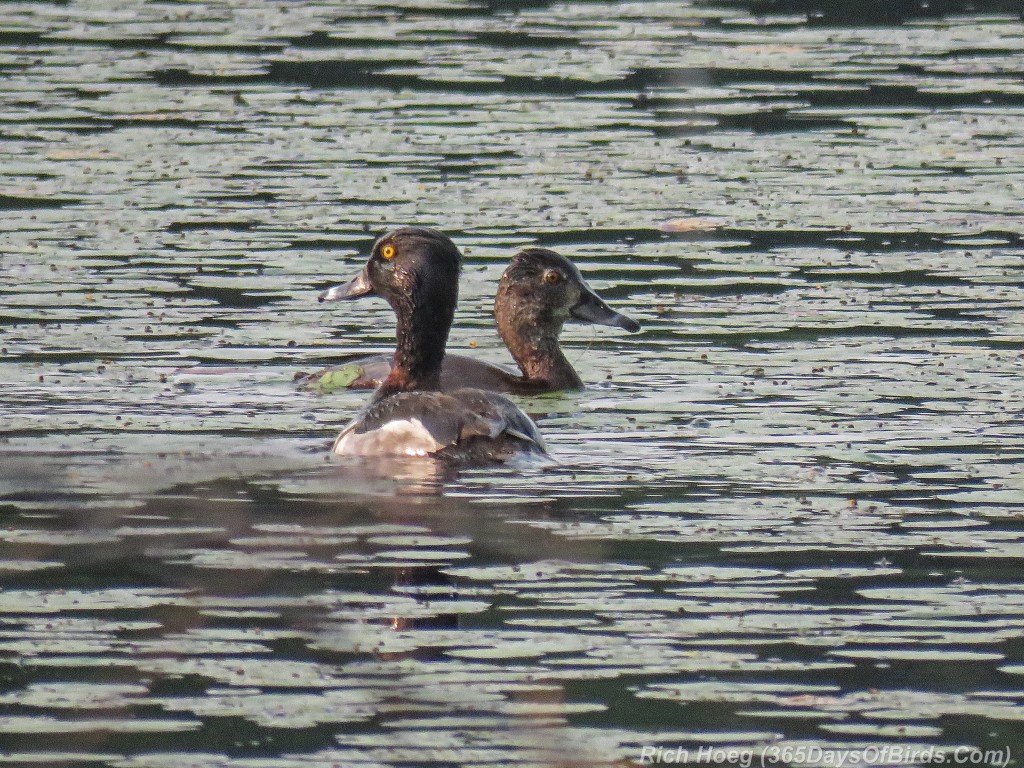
<box><xmin>325</xmin><ymin>227</ymin><xmax>548</xmax><ymax>462</ymax></box>
<box><xmin>304</xmin><ymin>248</ymin><xmax>640</xmax><ymax>394</ymax></box>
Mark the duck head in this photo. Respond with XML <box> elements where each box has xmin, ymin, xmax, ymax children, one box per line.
<box><xmin>320</xmin><ymin>227</ymin><xmax>462</xmax><ymax>395</ymax></box>
<box><xmin>498</xmin><ymin>248</ymin><xmax>640</xmax><ymax>332</ymax></box>
<box><xmin>495</xmin><ymin>248</ymin><xmax>639</xmax><ymax>387</ymax></box>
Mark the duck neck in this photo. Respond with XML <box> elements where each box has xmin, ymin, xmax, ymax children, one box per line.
<box><xmin>498</xmin><ymin>305</ymin><xmax>583</xmax><ymax>390</ymax></box>
<box><xmin>375</xmin><ymin>292</ymin><xmax>451</xmax><ymax>400</ymax></box>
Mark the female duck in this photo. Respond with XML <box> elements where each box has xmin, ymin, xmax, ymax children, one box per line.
<box><xmin>306</xmin><ymin>248</ymin><xmax>640</xmax><ymax>394</ymax></box>
<box><xmin>325</xmin><ymin>227</ymin><xmax>547</xmax><ymax>462</ymax></box>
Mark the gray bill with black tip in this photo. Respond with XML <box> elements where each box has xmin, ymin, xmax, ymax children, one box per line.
<box><xmin>319</xmin><ymin>267</ymin><xmax>374</xmax><ymax>302</ymax></box>
<box><xmin>570</xmin><ymin>286</ymin><xmax>641</xmax><ymax>332</ymax></box>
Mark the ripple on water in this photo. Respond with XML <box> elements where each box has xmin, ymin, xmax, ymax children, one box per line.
<box><xmin>2</xmin><ymin>0</ymin><xmax>1024</xmax><ymax>764</ymax></box>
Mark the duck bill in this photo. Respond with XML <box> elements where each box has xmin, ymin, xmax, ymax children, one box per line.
<box><xmin>319</xmin><ymin>267</ymin><xmax>374</xmax><ymax>302</ymax></box>
<box><xmin>570</xmin><ymin>287</ymin><xmax>641</xmax><ymax>332</ymax></box>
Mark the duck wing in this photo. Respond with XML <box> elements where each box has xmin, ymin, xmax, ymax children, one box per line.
<box><xmin>333</xmin><ymin>390</ymin><xmax>546</xmax><ymax>458</ymax></box>
<box><xmin>448</xmin><ymin>388</ymin><xmax>546</xmax><ymax>449</ymax></box>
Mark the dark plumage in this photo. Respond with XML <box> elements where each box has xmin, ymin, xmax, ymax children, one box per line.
<box><xmin>302</xmin><ymin>248</ymin><xmax>639</xmax><ymax>394</ymax></box>
<box><xmin>323</xmin><ymin>227</ymin><xmax>547</xmax><ymax>462</ymax></box>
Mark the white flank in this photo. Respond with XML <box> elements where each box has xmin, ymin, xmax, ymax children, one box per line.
<box><xmin>332</xmin><ymin>418</ymin><xmax>447</xmax><ymax>457</ymax></box>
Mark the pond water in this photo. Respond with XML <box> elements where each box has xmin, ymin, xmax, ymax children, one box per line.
<box><xmin>2</xmin><ymin>0</ymin><xmax>1024</xmax><ymax>765</ymax></box>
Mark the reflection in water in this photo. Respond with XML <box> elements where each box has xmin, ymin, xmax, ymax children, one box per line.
<box><xmin>2</xmin><ymin>0</ymin><xmax>1024</xmax><ymax>764</ymax></box>
<box><xmin>0</xmin><ymin>464</ymin><xmax>622</xmax><ymax>765</ymax></box>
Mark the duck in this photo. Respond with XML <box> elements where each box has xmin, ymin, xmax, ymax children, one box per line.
<box><xmin>323</xmin><ymin>226</ymin><xmax>548</xmax><ymax>462</ymax></box>
<box><xmin>302</xmin><ymin>247</ymin><xmax>640</xmax><ymax>394</ymax></box>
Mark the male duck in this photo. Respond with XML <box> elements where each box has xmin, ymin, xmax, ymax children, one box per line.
<box><xmin>305</xmin><ymin>248</ymin><xmax>640</xmax><ymax>394</ymax></box>
<box><xmin>325</xmin><ymin>227</ymin><xmax>547</xmax><ymax>462</ymax></box>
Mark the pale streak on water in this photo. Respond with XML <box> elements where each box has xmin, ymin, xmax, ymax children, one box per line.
<box><xmin>1</xmin><ymin>0</ymin><xmax>1024</xmax><ymax>765</ymax></box>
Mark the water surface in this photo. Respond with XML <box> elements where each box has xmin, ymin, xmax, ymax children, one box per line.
<box><xmin>2</xmin><ymin>0</ymin><xmax>1024</xmax><ymax>765</ymax></box>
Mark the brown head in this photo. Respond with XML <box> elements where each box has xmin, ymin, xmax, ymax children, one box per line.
<box><xmin>495</xmin><ymin>248</ymin><xmax>639</xmax><ymax>389</ymax></box>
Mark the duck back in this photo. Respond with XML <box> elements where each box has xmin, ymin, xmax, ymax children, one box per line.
<box><xmin>299</xmin><ymin>353</ymin><xmax>529</xmax><ymax>394</ymax></box>
<box><xmin>334</xmin><ymin>387</ymin><xmax>546</xmax><ymax>463</ymax></box>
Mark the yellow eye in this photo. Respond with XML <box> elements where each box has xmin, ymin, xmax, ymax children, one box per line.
<box><xmin>381</xmin><ymin>244</ymin><xmax>396</xmax><ymax>260</ymax></box>
<box><xmin>543</xmin><ymin>270</ymin><xmax>562</xmax><ymax>284</ymax></box>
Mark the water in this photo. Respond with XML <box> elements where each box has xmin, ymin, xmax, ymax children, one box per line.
<box><xmin>2</xmin><ymin>0</ymin><xmax>1024</xmax><ymax>764</ymax></box>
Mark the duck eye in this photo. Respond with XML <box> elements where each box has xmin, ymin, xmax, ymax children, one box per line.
<box><xmin>381</xmin><ymin>244</ymin><xmax>396</xmax><ymax>260</ymax></box>
<box><xmin>543</xmin><ymin>270</ymin><xmax>562</xmax><ymax>285</ymax></box>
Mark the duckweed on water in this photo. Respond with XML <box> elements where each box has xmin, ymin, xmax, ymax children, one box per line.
<box><xmin>2</xmin><ymin>0</ymin><xmax>1024</xmax><ymax>763</ymax></box>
